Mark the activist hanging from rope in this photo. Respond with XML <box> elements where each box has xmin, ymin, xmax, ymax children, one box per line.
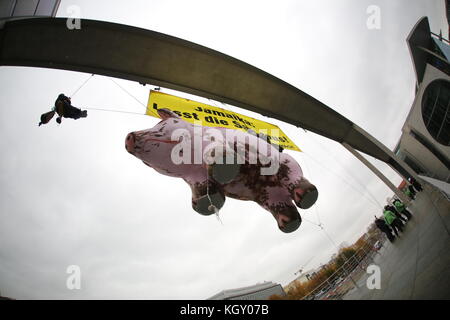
<box><xmin>38</xmin><ymin>93</ymin><xmax>88</xmax><ymax>126</ymax></box>
<box><xmin>38</xmin><ymin>74</ymin><xmax>93</xmax><ymax>126</ymax></box>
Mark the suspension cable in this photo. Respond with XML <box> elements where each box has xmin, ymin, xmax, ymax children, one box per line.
<box><xmin>321</xmin><ymin>227</ymin><xmax>339</xmax><ymax>249</ymax></box>
<box><xmin>302</xmin><ymin>217</ymin><xmax>322</xmax><ymax>227</ymax></box>
<box><xmin>306</xmin><ymin>133</ymin><xmax>383</xmax><ymax>208</ymax></box>
<box><xmin>70</xmin><ymin>74</ymin><xmax>94</xmax><ymax>98</ymax></box>
<box><xmin>283</xmin><ymin>122</ymin><xmax>383</xmax><ymax>210</ymax></box>
<box><xmin>298</xmin><ymin>151</ymin><xmax>323</xmax><ymax>226</ymax></box>
<box><xmin>302</xmin><ymin>152</ymin><xmax>382</xmax><ymax>210</ymax></box>
<box><xmin>108</xmin><ymin>78</ymin><xmax>148</xmax><ymax>111</ymax></box>
<box><xmin>209</xmin><ymin>97</ymin><xmax>234</xmax><ymax>115</ymax></box>
<box><xmin>84</xmin><ymin>106</ymin><xmax>148</xmax><ymax>116</ymax></box>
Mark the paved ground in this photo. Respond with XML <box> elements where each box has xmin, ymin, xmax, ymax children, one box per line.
<box><xmin>344</xmin><ymin>180</ymin><xmax>450</xmax><ymax>300</ymax></box>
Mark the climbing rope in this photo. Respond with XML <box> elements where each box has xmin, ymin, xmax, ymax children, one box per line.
<box><xmin>108</xmin><ymin>78</ymin><xmax>148</xmax><ymax>111</ymax></box>
<box><xmin>70</xmin><ymin>74</ymin><xmax>94</xmax><ymax>98</ymax></box>
<box><xmin>67</xmin><ymin>74</ymin><xmax>154</xmax><ymax>117</ymax></box>
<box><xmin>83</xmin><ymin>106</ymin><xmax>147</xmax><ymax>116</ymax></box>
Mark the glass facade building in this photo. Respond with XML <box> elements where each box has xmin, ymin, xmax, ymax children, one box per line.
<box><xmin>421</xmin><ymin>80</ymin><xmax>450</xmax><ymax>146</ymax></box>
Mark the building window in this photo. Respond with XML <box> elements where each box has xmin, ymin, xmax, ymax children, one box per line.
<box><xmin>421</xmin><ymin>80</ymin><xmax>450</xmax><ymax>146</ymax></box>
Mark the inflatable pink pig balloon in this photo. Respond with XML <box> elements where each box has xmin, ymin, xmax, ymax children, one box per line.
<box><xmin>125</xmin><ymin>109</ymin><xmax>318</xmax><ymax>233</ymax></box>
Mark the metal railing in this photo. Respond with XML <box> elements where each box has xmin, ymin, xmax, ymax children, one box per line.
<box><xmin>301</xmin><ymin>234</ymin><xmax>384</xmax><ymax>300</ymax></box>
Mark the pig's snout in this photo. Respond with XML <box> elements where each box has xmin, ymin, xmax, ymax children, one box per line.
<box><xmin>125</xmin><ymin>133</ymin><xmax>135</xmax><ymax>154</ymax></box>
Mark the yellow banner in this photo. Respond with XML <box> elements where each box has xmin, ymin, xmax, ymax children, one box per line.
<box><xmin>146</xmin><ymin>90</ymin><xmax>301</xmax><ymax>151</ymax></box>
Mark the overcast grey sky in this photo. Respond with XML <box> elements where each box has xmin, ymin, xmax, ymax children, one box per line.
<box><xmin>0</xmin><ymin>0</ymin><xmax>447</xmax><ymax>299</ymax></box>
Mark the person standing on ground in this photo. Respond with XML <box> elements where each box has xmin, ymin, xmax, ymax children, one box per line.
<box><xmin>385</xmin><ymin>204</ymin><xmax>407</xmax><ymax>224</ymax></box>
<box><xmin>383</xmin><ymin>207</ymin><xmax>404</xmax><ymax>237</ymax></box>
<box><xmin>375</xmin><ymin>216</ymin><xmax>396</xmax><ymax>243</ymax></box>
<box><xmin>393</xmin><ymin>198</ymin><xmax>413</xmax><ymax>221</ymax></box>
<box><xmin>408</xmin><ymin>177</ymin><xmax>423</xmax><ymax>192</ymax></box>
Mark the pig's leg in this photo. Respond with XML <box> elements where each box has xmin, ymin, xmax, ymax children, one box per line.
<box><xmin>256</xmin><ymin>186</ymin><xmax>301</xmax><ymax>233</ymax></box>
<box><xmin>184</xmin><ymin>173</ymin><xmax>226</xmax><ymax>216</ymax></box>
<box><xmin>278</xmin><ymin>153</ymin><xmax>318</xmax><ymax>209</ymax></box>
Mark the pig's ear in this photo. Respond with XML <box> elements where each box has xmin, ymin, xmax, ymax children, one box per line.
<box><xmin>157</xmin><ymin>108</ymin><xmax>180</xmax><ymax>120</ymax></box>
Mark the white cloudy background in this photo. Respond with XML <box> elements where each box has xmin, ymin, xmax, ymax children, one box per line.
<box><xmin>0</xmin><ymin>0</ymin><xmax>447</xmax><ymax>299</ymax></box>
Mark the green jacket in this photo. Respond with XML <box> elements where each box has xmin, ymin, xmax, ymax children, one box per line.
<box><xmin>394</xmin><ymin>200</ymin><xmax>405</xmax><ymax>212</ymax></box>
<box><xmin>405</xmin><ymin>189</ymin><xmax>412</xmax><ymax>197</ymax></box>
<box><xmin>383</xmin><ymin>210</ymin><xmax>396</xmax><ymax>225</ymax></box>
